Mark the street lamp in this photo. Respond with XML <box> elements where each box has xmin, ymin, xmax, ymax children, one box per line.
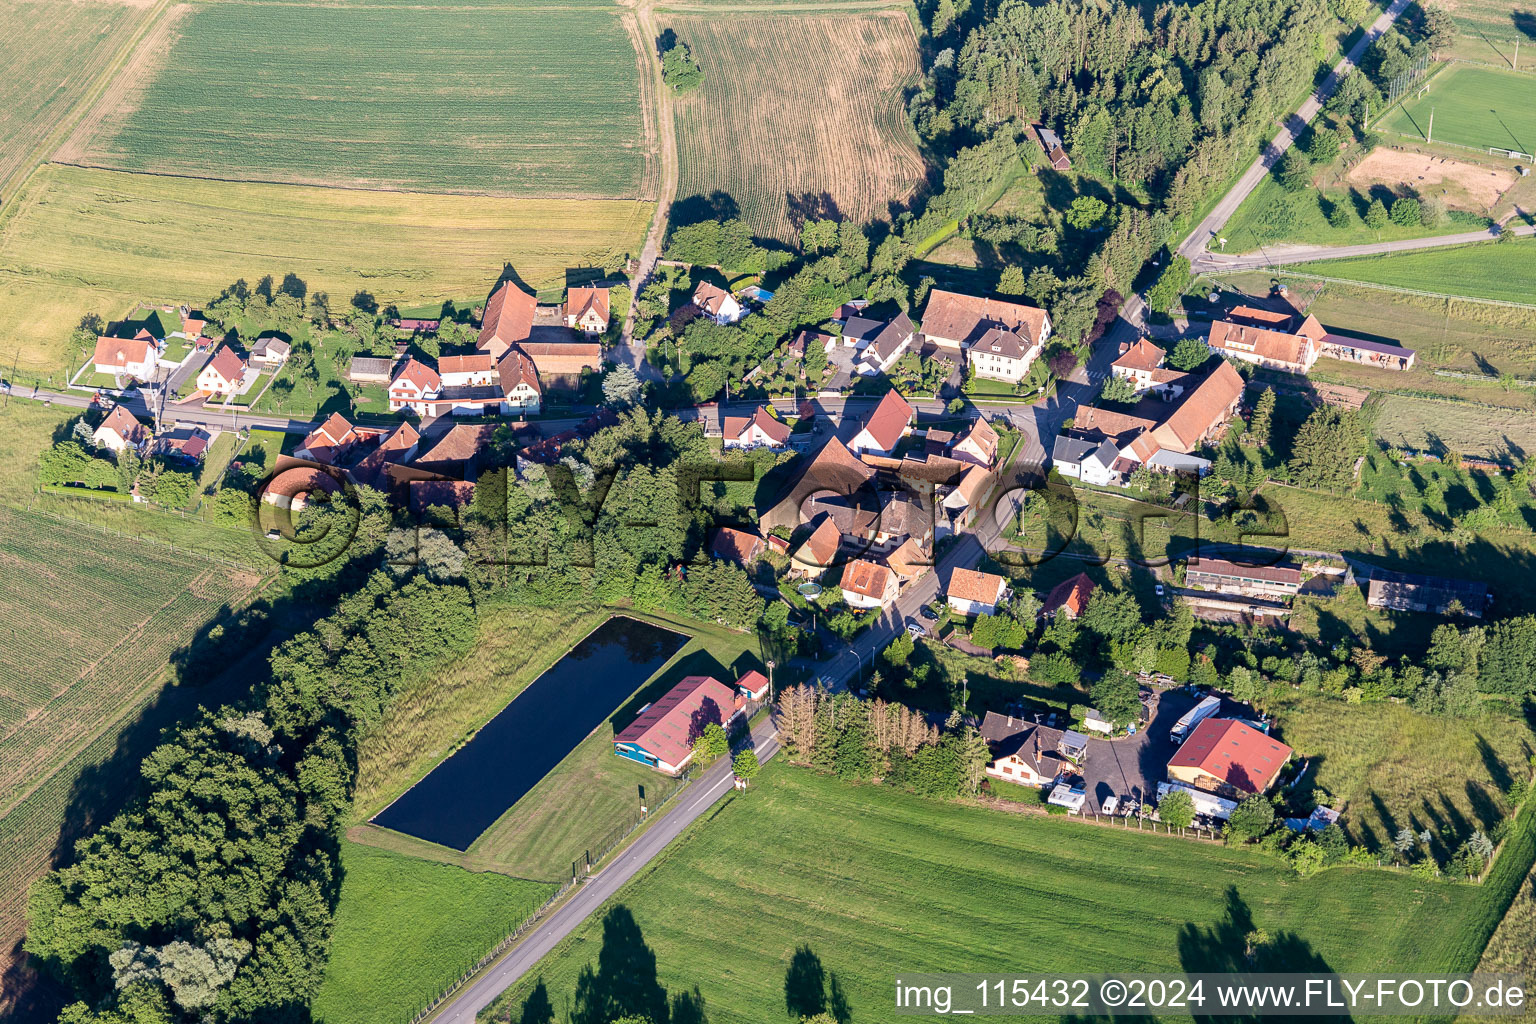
<box><xmin>765</xmin><ymin>659</ymin><xmax>776</xmax><ymax>703</ymax></box>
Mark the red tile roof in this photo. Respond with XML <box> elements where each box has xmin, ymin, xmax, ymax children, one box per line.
<box><xmin>949</xmin><ymin>567</ymin><xmax>1006</xmax><ymax>606</ymax></box>
<box><xmin>1168</xmin><ymin>718</ymin><xmax>1293</xmax><ymax>794</ymax></box>
<box><xmin>840</xmin><ymin>558</ymin><xmax>892</xmax><ymax>600</ymax></box>
<box><xmin>1185</xmin><ymin>557</ymin><xmax>1301</xmax><ymax>586</ymax></box>
<box><xmin>438</xmin><ymin>353</ymin><xmax>495</xmax><ymax>375</ymax></box>
<box><xmin>723</xmin><ymin>405</ymin><xmax>791</xmax><ymax>445</ymax></box>
<box><xmin>497</xmin><ymin>348</ymin><xmax>542</xmax><ymax>394</ymax></box>
<box><xmin>922</xmin><ymin>289</ymin><xmax>1050</xmax><ymax>347</ymax></box>
<box><xmin>203</xmin><ymin>345</ymin><xmax>246</xmax><ymax>384</ymax></box>
<box><xmin>93</xmin><ymin>333</ymin><xmax>154</xmax><ymax>368</ymax></box>
<box><xmin>565</xmin><ymin>286</ymin><xmax>610</xmax><ymax>324</ymax></box>
<box><xmin>859</xmin><ymin>390</ymin><xmax>914</xmax><ymax>452</ymax></box>
<box><xmin>1114</xmin><ymin>338</ymin><xmax>1166</xmax><ymax>372</ymax></box>
<box><xmin>96</xmin><ymin>404</ymin><xmax>147</xmax><ymax>446</ymax></box>
<box><xmin>392</xmin><ymin>357</ymin><xmax>441</xmax><ymax>393</ymax></box>
<box><xmin>518</xmin><ymin>341</ymin><xmax>601</xmax><ymax>376</ymax></box>
<box><xmin>1155</xmin><ymin>361</ymin><xmax>1244</xmax><ymax>453</ymax></box>
<box><xmin>693</xmin><ymin>281</ymin><xmax>736</xmax><ymax>318</ymax></box>
<box><xmin>614</xmin><ymin>675</ymin><xmax>741</xmax><ymax>769</ymax></box>
<box><xmin>477</xmin><ymin>279</ymin><xmax>537</xmax><ymax>355</ymax></box>
<box><xmin>793</xmin><ymin>515</ymin><xmax>842</xmax><ymax>570</ymax></box>
<box><xmin>709</xmin><ymin>526</ymin><xmax>764</xmax><ymax>565</ymax></box>
<box><xmin>1042</xmin><ymin>572</ymin><xmax>1094</xmax><ymax>618</ymax></box>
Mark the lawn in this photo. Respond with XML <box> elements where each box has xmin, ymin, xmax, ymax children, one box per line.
<box><xmin>62</xmin><ymin>2</ymin><xmax>651</xmax><ymax>197</ymax></box>
<box><xmin>0</xmin><ymin>165</ymin><xmax>652</xmax><ymax>377</ymax></box>
<box><xmin>669</xmin><ymin>12</ymin><xmax>926</xmax><ymax>241</ymax></box>
<box><xmin>1273</xmin><ymin>692</ymin><xmax>1536</xmax><ymax>855</ymax></box>
<box><xmin>0</xmin><ymin>0</ymin><xmax>153</xmax><ymax>197</ymax></box>
<box><xmin>1292</xmin><ymin>236</ymin><xmax>1536</xmax><ymax>304</ymax></box>
<box><xmin>1376</xmin><ymin>64</ymin><xmax>1536</xmax><ymax>155</ymax></box>
<box><xmin>1372</xmin><ymin>392</ymin><xmax>1536</xmax><ymax>460</ymax></box>
<box><xmin>351</xmin><ymin>603</ymin><xmax>763</xmax><ymax>880</ymax></box>
<box><xmin>311</xmin><ymin>842</ymin><xmax>555</xmax><ymax>1024</ymax></box>
<box><xmin>486</xmin><ymin>764</ymin><xmax>1497</xmax><ymax>1024</ymax></box>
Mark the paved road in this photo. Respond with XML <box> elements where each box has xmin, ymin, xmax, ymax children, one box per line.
<box><xmin>431</xmin><ymin>719</ymin><xmax>780</xmax><ymax>1024</ymax></box>
<box><xmin>1191</xmin><ymin>221</ymin><xmax>1536</xmax><ymax>274</ymax></box>
<box><xmin>1175</xmin><ymin>0</ymin><xmax>1412</xmax><ymax>262</ymax></box>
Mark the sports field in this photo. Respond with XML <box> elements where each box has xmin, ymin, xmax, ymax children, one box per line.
<box><xmin>487</xmin><ymin>765</ymin><xmax>1496</xmax><ymax>1024</ymax></box>
<box><xmin>312</xmin><ymin>842</ymin><xmax>555</xmax><ymax>1024</ymax></box>
<box><xmin>0</xmin><ymin>165</ymin><xmax>652</xmax><ymax>377</ymax></box>
<box><xmin>1377</xmin><ymin>64</ymin><xmax>1536</xmax><ymax>155</ymax></box>
<box><xmin>60</xmin><ymin>1</ymin><xmax>650</xmax><ymax>197</ymax></box>
<box><xmin>670</xmin><ymin>13</ymin><xmax>927</xmax><ymax>241</ymax></box>
<box><xmin>0</xmin><ymin>0</ymin><xmax>153</xmax><ymax>197</ymax></box>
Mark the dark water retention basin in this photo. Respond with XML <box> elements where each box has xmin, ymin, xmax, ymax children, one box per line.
<box><xmin>372</xmin><ymin>616</ymin><xmax>689</xmax><ymax>851</ymax></box>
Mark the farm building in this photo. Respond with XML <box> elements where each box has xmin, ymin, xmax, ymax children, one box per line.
<box><xmin>1365</xmin><ymin>568</ymin><xmax>1488</xmax><ymax>617</ymax></box>
<box><xmin>757</xmin><ymin>436</ymin><xmax>876</xmax><ymax>534</ymax></box>
<box><xmin>1316</xmin><ymin>334</ymin><xmax>1416</xmax><ymax>371</ymax></box>
<box><xmin>612</xmin><ymin>675</ymin><xmax>747</xmax><ymax>775</ymax></box>
<box><xmin>947</xmin><ymin>567</ymin><xmax>1008</xmax><ymax>616</ymax></box>
<box><xmin>349</xmin><ymin>356</ymin><xmax>396</xmax><ymax>384</ymax></box>
<box><xmin>1184</xmin><ymin>557</ymin><xmax>1302</xmax><ymax>599</ymax></box>
<box><xmin>1157</xmin><ymin>780</ymin><xmax>1238</xmax><ymax>821</ymax></box>
<box><xmin>1207</xmin><ymin>306</ymin><xmax>1324</xmax><ymax>375</ymax></box>
<box><xmin>477</xmin><ymin>279</ymin><xmax>538</xmax><ymax>359</ymax></box>
<box><xmin>1167</xmin><ymin>718</ymin><xmax>1292</xmax><ymax>798</ymax></box>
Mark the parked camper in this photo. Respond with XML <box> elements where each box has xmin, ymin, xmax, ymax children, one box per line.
<box><xmin>1170</xmin><ymin>695</ymin><xmax>1221</xmax><ymax>744</ymax></box>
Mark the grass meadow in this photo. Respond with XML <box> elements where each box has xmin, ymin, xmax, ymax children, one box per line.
<box><xmin>1291</xmin><ymin>236</ymin><xmax>1536</xmax><ymax>304</ymax></box>
<box><xmin>1377</xmin><ymin>64</ymin><xmax>1536</xmax><ymax>154</ymax></box>
<box><xmin>0</xmin><ymin>0</ymin><xmax>152</xmax><ymax>198</ymax></box>
<box><xmin>0</xmin><ymin>165</ymin><xmax>652</xmax><ymax>377</ymax></box>
<box><xmin>670</xmin><ymin>13</ymin><xmax>926</xmax><ymax>242</ymax></box>
<box><xmin>312</xmin><ymin>842</ymin><xmax>555</xmax><ymax>1024</ymax></box>
<box><xmin>487</xmin><ymin>764</ymin><xmax>1499</xmax><ymax>1024</ymax></box>
<box><xmin>63</xmin><ymin>2</ymin><xmax>650</xmax><ymax>197</ymax></box>
<box><xmin>352</xmin><ymin>603</ymin><xmax>762</xmax><ymax>881</ymax></box>
<box><xmin>1427</xmin><ymin>0</ymin><xmax>1536</xmax><ymax>65</ymax></box>
<box><xmin>1371</xmin><ymin>392</ymin><xmax>1536</xmax><ymax>459</ymax></box>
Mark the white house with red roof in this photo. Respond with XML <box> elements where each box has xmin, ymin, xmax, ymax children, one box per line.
<box><xmin>92</xmin><ymin>403</ymin><xmax>150</xmax><ymax>454</ymax></box>
<box><xmin>564</xmin><ymin>286</ymin><xmax>611</xmax><ymax>334</ymax></box>
<box><xmin>389</xmin><ymin>357</ymin><xmax>444</xmax><ymax>416</ymax></box>
<box><xmin>848</xmin><ymin>390</ymin><xmax>914</xmax><ymax>456</ymax></box>
<box><xmin>93</xmin><ymin>330</ymin><xmax>160</xmax><ymax>381</ymax></box>
<box><xmin>722</xmin><ymin>406</ymin><xmax>791</xmax><ymax>450</ymax></box>
<box><xmin>196</xmin><ymin>345</ymin><xmax>248</xmax><ymax>396</ymax></box>
<box><xmin>295</xmin><ymin>412</ymin><xmax>359</xmax><ymax>465</ymax></box>
<box><xmin>692</xmin><ymin>281</ymin><xmax>745</xmax><ymax>325</ymax></box>
<box><xmin>612</xmin><ymin>674</ymin><xmax>748</xmax><ymax>774</ymax></box>
<box><xmin>946</xmin><ymin>567</ymin><xmax>1009</xmax><ymax>616</ymax></box>
<box><xmin>840</xmin><ymin>558</ymin><xmax>899</xmax><ymax>609</ymax></box>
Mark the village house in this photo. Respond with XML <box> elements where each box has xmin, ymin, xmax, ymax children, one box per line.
<box><xmin>840</xmin><ymin>558</ymin><xmax>899</xmax><ymax>609</ymax></box>
<box><xmin>1167</xmin><ymin>718</ymin><xmax>1292</xmax><ymax>798</ymax></box>
<box><xmin>249</xmin><ymin>336</ymin><xmax>291</xmax><ymax>369</ymax></box>
<box><xmin>708</xmin><ymin>526</ymin><xmax>765</xmax><ymax>566</ymax></box>
<box><xmin>950</xmin><ymin>418</ymin><xmax>999</xmax><ymax>468</ymax></box>
<box><xmin>1069</xmin><ymin>360</ymin><xmax>1244</xmax><ymax>470</ymax></box>
<box><xmin>563</xmin><ymin>286</ymin><xmax>611</xmax><ymax>334</ymax></box>
<box><xmin>1041</xmin><ymin>572</ymin><xmax>1094</xmax><ymax>619</ymax></box>
<box><xmin>848</xmin><ymin>390</ymin><xmax>914</xmax><ymax>456</ymax></box>
<box><xmin>723</xmin><ymin>406</ymin><xmax>792</xmax><ymax>450</ymax></box>
<box><xmin>612</xmin><ymin>674</ymin><xmax>747</xmax><ymax>775</ymax></box>
<box><xmin>154</xmin><ymin>426</ymin><xmax>211</xmax><ymax>464</ymax></box>
<box><xmin>921</xmin><ymin>290</ymin><xmax>1052</xmax><ymax>381</ymax></box>
<box><xmin>840</xmin><ymin>314</ymin><xmax>885</xmax><ymax>349</ymax></box>
<box><xmin>476</xmin><ymin>279</ymin><xmax>538</xmax><ymax>359</ymax></box>
<box><xmin>1052</xmin><ymin>435</ymin><xmax>1121</xmax><ymax>486</ymax></box>
<box><xmin>692</xmin><ymin>281</ymin><xmax>746</xmax><ymax>325</ymax></box>
<box><xmin>92</xmin><ymin>404</ymin><xmax>149</xmax><ymax>454</ymax></box>
<box><xmin>1184</xmin><ymin>557</ymin><xmax>1302</xmax><ymax>599</ymax></box>
<box><xmin>93</xmin><ymin>330</ymin><xmax>160</xmax><ymax>381</ymax></box>
<box><xmin>295</xmin><ymin>412</ymin><xmax>360</xmax><ymax>465</ymax></box>
<box><xmin>196</xmin><ymin>346</ymin><xmax>248</xmax><ymax>397</ymax></box>
<box><xmin>939</xmin><ymin>463</ymin><xmax>991</xmax><ymax>530</ymax></box>
<box><xmin>1111</xmin><ymin>338</ymin><xmax>1188</xmax><ymax>396</ymax></box>
<box><xmin>856</xmin><ymin>313</ymin><xmax>916</xmax><ymax>376</ymax></box>
<box><xmin>979</xmin><ymin>712</ymin><xmax>1072</xmax><ymax>787</ymax></box>
<box><xmin>947</xmin><ymin>567</ymin><xmax>1009</xmax><ymax>616</ymax></box>
<box><xmin>1031</xmin><ymin>124</ymin><xmax>1071</xmax><ymax>171</ymax></box>
<box><xmin>388</xmin><ymin>357</ymin><xmax>443</xmax><ymax>416</ymax></box>
<box><xmin>1207</xmin><ymin>305</ymin><xmax>1324</xmax><ymax>375</ymax></box>
<box><xmin>789</xmin><ymin>514</ymin><xmax>843</xmax><ymax>580</ymax></box>
<box><xmin>1365</xmin><ymin>568</ymin><xmax>1488</xmax><ymax>617</ymax></box>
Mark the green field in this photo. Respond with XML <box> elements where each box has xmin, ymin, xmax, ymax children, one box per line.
<box><xmin>0</xmin><ymin>0</ymin><xmax>152</xmax><ymax>197</ymax></box>
<box><xmin>0</xmin><ymin>165</ymin><xmax>652</xmax><ymax>377</ymax></box>
<box><xmin>671</xmin><ymin>13</ymin><xmax>926</xmax><ymax>241</ymax></box>
<box><xmin>1421</xmin><ymin>0</ymin><xmax>1536</xmax><ymax>76</ymax></box>
<box><xmin>66</xmin><ymin>2</ymin><xmax>650</xmax><ymax>197</ymax></box>
<box><xmin>1293</xmin><ymin>236</ymin><xmax>1536</xmax><ymax>303</ymax></box>
<box><xmin>312</xmin><ymin>842</ymin><xmax>555</xmax><ymax>1024</ymax></box>
<box><xmin>1377</xmin><ymin>64</ymin><xmax>1536</xmax><ymax>154</ymax></box>
<box><xmin>1372</xmin><ymin>392</ymin><xmax>1536</xmax><ymax>459</ymax></box>
<box><xmin>1221</xmin><ymin>171</ymin><xmax>1488</xmax><ymax>252</ymax></box>
<box><xmin>489</xmin><ymin>765</ymin><xmax>1496</xmax><ymax>1024</ymax></box>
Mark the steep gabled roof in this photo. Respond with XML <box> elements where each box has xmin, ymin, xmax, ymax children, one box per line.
<box><xmin>203</xmin><ymin>345</ymin><xmax>246</xmax><ymax>383</ymax></box>
<box><xmin>496</xmin><ymin>348</ymin><xmax>542</xmax><ymax>394</ymax></box>
<box><xmin>478</xmin><ymin>279</ymin><xmax>538</xmax><ymax>354</ymax></box>
<box><xmin>95</xmin><ymin>403</ymin><xmax>147</xmax><ymax>446</ymax></box>
<box><xmin>1156</xmin><ymin>361</ymin><xmax>1244</xmax><ymax>452</ymax></box>
<box><xmin>94</xmin><ymin>333</ymin><xmax>155</xmax><ymax>368</ymax></box>
<box><xmin>1042</xmin><ymin>572</ymin><xmax>1095</xmax><ymax>618</ymax></box>
<box><xmin>392</xmin><ymin>357</ymin><xmax>442</xmax><ymax>393</ymax></box>
<box><xmin>1209</xmin><ymin>320</ymin><xmax>1315</xmax><ymax>368</ymax></box>
<box><xmin>693</xmin><ymin>281</ymin><xmax>736</xmax><ymax>317</ymax></box>
<box><xmin>858</xmin><ymin>390</ymin><xmax>914</xmax><ymax>451</ymax></box>
<box><xmin>949</xmin><ymin>567</ymin><xmax>1006</xmax><ymax>606</ymax></box>
<box><xmin>565</xmin><ymin>286</ymin><xmax>610</xmax><ymax>322</ymax></box>
<box><xmin>414</xmin><ymin>423</ymin><xmax>497</xmax><ymax>469</ymax></box>
<box><xmin>709</xmin><ymin>526</ymin><xmax>764</xmax><ymax>565</ymax></box>
<box><xmin>724</xmin><ymin>405</ymin><xmax>791</xmax><ymax>445</ymax></box>
<box><xmin>954</xmin><ymin>418</ymin><xmax>999</xmax><ymax>462</ymax></box>
<box><xmin>793</xmin><ymin>514</ymin><xmax>844</xmax><ymax>571</ymax></box>
<box><xmin>1114</xmin><ymin>337</ymin><xmax>1166</xmax><ymax>372</ymax></box>
<box><xmin>840</xmin><ymin>558</ymin><xmax>892</xmax><ymax>600</ymax></box>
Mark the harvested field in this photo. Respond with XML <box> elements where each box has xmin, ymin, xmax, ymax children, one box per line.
<box><xmin>0</xmin><ymin>165</ymin><xmax>652</xmax><ymax>377</ymax></box>
<box><xmin>670</xmin><ymin>12</ymin><xmax>927</xmax><ymax>241</ymax></box>
<box><xmin>60</xmin><ymin>1</ymin><xmax>650</xmax><ymax>196</ymax></box>
<box><xmin>1346</xmin><ymin>148</ymin><xmax>1516</xmax><ymax>209</ymax></box>
<box><xmin>1372</xmin><ymin>393</ymin><xmax>1536</xmax><ymax>460</ymax></box>
<box><xmin>1377</xmin><ymin>64</ymin><xmax>1536</xmax><ymax>155</ymax></box>
<box><xmin>0</xmin><ymin>0</ymin><xmax>155</xmax><ymax>198</ymax></box>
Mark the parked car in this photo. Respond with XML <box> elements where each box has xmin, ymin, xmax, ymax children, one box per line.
<box><xmin>905</xmin><ymin>618</ymin><xmax>928</xmax><ymax>638</ymax></box>
<box><xmin>1155</xmin><ymin>584</ymin><xmax>1165</xmax><ymax>596</ymax></box>
<box><xmin>917</xmin><ymin>605</ymin><xmax>938</xmax><ymax>622</ymax></box>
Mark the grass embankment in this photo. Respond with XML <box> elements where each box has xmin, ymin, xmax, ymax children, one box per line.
<box><xmin>312</xmin><ymin>842</ymin><xmax>555</xmax><ymax>1024</ymax></box>
<box><xmin>489</xmin><ymin>764</ymin><xmax>1495</xmax><ymax>1024</ymax></box>
<box><xmin>1223</xmin><ymin>172</ymin><xmax>1486</xmax><ymax>254</ymax></box>
<box><xmin>0</xmin><ymin>165</ymin><xmax>653</xmax><ymax>377</ymax></box>
<box><xmin>1293</xmin><ymin>237</ymin><xmax>1536</xmax><ymax>305</ymax></box>
<box><xmin>352</xmin><ymin>603</ymin><xmax>763</xmax><ymax>881</ymax></box>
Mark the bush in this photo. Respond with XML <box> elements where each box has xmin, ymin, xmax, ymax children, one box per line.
<box><xmin>1276</xmin><ymin>148</ymin><xmax>1312</xmax><ymax>192</ymax></box>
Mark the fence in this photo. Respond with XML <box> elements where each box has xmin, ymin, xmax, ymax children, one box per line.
<box><xmin>405</xmin><ymin>767</ymin><xmax>696</xmax><ymax>1024</ymax></box>
<box><xmin>1265</xmin><ymin>270</ymin><xmax>1536</xmax><ymax>311</ymax></box>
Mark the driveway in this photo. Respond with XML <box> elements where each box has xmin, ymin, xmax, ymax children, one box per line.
<box><xmin>1077</xmin><ymin>689</ymin><xmax>1205</xmax><ymax>812</ymax></box>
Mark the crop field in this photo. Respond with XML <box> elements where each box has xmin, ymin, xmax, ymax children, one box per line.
<box><xmin>1293</xmin><ymin>236</ymin><xmax>1536</xmax><ymax>304</ymax></box>
<box><xmin>488</xmin><ymin>765</ymin><xmax>1497</xmax><ymax>1024</ymax></box>
<box><xmin>60</xmin><ymin>1</ymin><xmax>651</xmax><ymax>197</ymax></box>
<box><xmin>1372</xmin><ymin>392</ymin><xmax>1536</xmax><ymax>459</ymax></box>
<box><xmin>0</xmin><ymin>505</ymin><xmax>261</xmax><ymax>814</ymax></box>
<box><xmin>0</xmin><ymin>165</ymin><xmax>652</xmax><ymax>377</ymax></box>
<box><xmin>670</xmin><ymin>13</ymin><xmax>927</xmax><ymax>242</ymax></box>
<box><xmin>0</xmin><ymin>0</ymin><xmax>153</xmax><ymax>198</ymax></box>
<box><xmin>312</xmin><ymin>842</ymin><xmax>554</xmax><ymax>1024</ymax></box>
<box><xmin>1425</xmin><ymin>0</ymin><xmax>1536</xmax><ymax>66</ymax></box>
<box><xmin>1377</xmin><ymin>64</ymin><xmax>1536</xmax><ymax>154</ymax></box>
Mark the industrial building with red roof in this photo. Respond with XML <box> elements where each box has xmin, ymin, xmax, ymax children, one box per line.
<box><xmin>613</xmin><ymin>675</ymin><xmax>751</xmax><ymax>774</ymax></box>
<box><xmin>1166</xmin><ymin>718</ymin><xmax>1293</xmax><ymax>798</ymax></box>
